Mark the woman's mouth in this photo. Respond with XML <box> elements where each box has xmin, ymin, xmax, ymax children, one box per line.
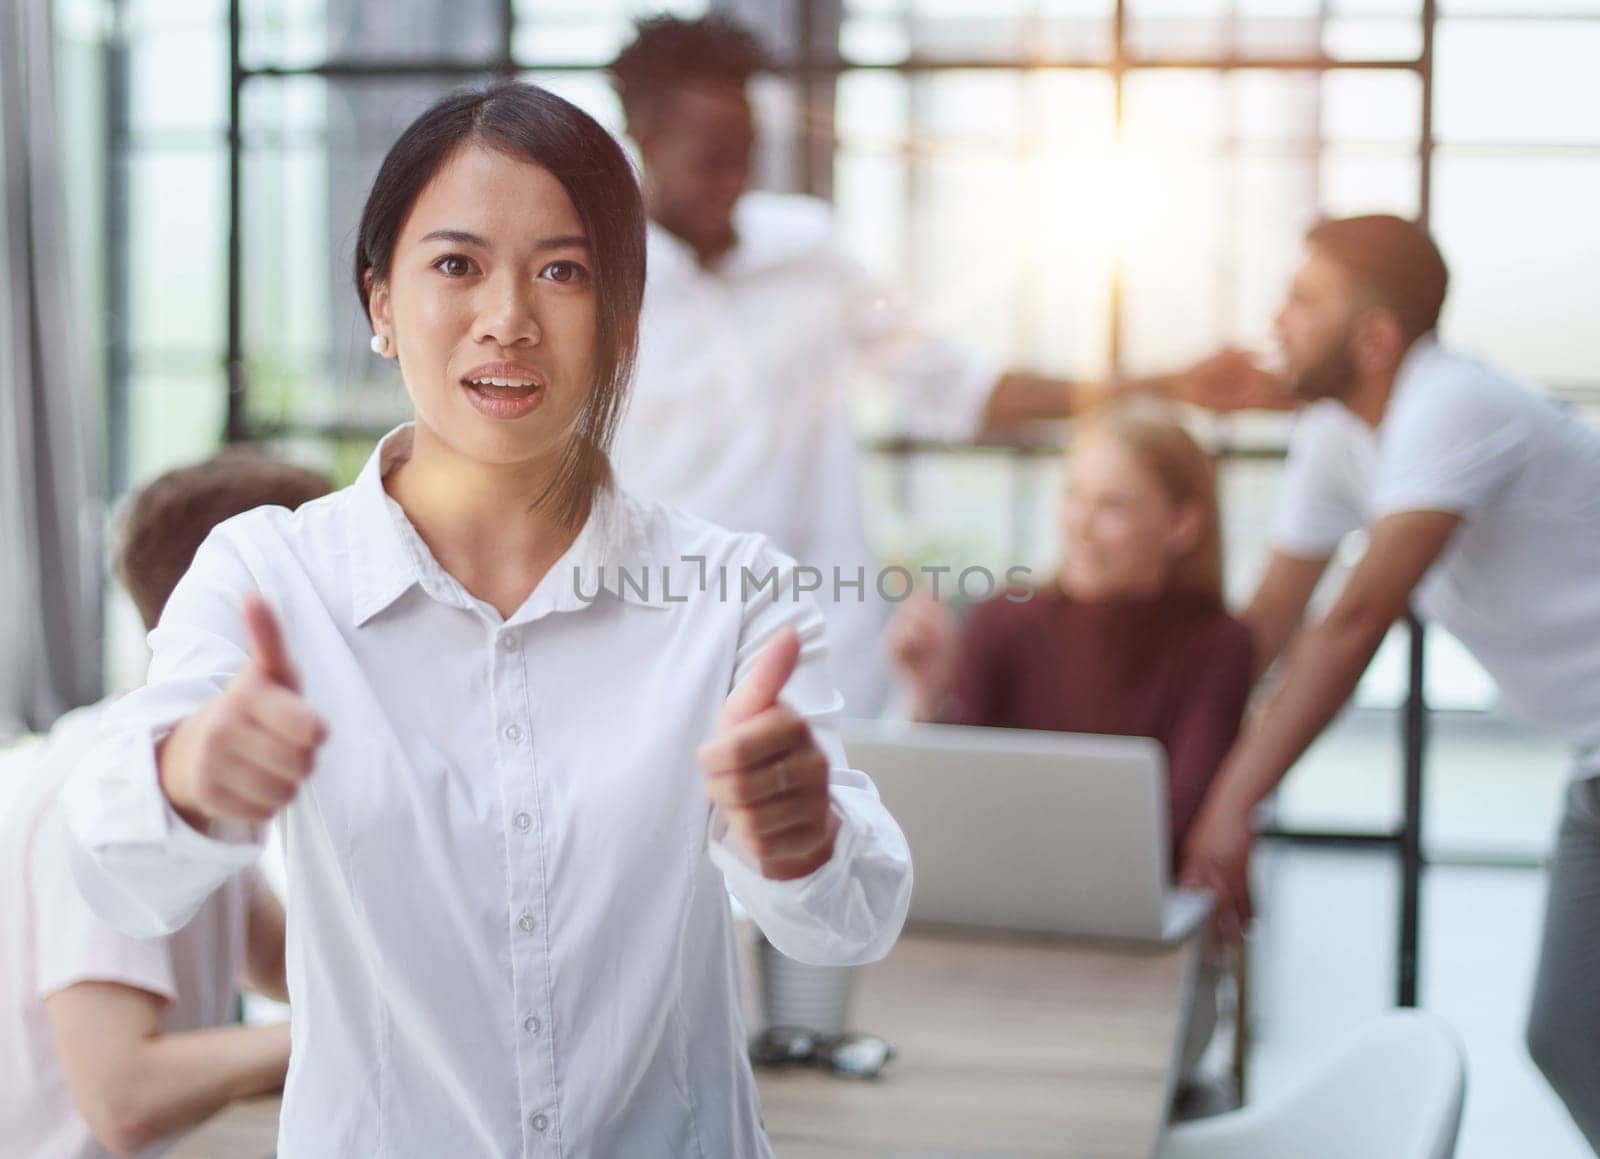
<box><xmin>461</xmin><ymin>374</ymin><xmax>545</xmax><ymax>420</ymax></box>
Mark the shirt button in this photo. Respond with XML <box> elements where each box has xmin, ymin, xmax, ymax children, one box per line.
<box><xmin>499</xmin><ymin>634</ymin><xmax>518</xmax><ymax>652</ymax></box>
<box><xmin>531</xmin><ymin>1113</ymin><xmax>550</xmax><ymax>1133</ymax></box>
<box><xmin>518</xmin><ymin>911</ymin><xmax>537</xmax><ymax>934</ymax></box>
<box><xmin>504</xmin><ymin>723</ymin><xmax>524</xmax><ymax>743</ymax></box>
<box><xmin>524</xmin><ymin>1015</ymin><xmax>541</xmax><ymax>1034</ymax></box>
<box><xmin>514</xmin><ymin>812</ymin><xmax>532</xmax><ymax>832</ymax></box>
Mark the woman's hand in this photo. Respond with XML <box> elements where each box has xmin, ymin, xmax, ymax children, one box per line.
<box><xmin>884</xmin><ymin>588</ymin><xmax>960</xmax><ymax>721</ymax></box>
<box><xmin>699</xmin><ymin>628</ymin><xmax>839</xmax><ymax>881</ymax></box>
<box><xmin>157</xmin><ymin>594</ymin><xmax>327</xmax><ymax>831</ymax></box>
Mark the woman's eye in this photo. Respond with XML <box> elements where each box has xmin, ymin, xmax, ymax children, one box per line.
<box><xmin>542</xmin><ymin>260</ymin><xmax>589</xmax><ymax>285</ymax></box>
<box><xmin>433</xmin><ymin>254</ymin><xmax>476</xmax><ymax>278</ymax></box>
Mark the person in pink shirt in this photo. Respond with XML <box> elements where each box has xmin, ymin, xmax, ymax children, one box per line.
<box><xmin>0</xmin><ymin>450</ymin><xmax>327</xmax><ymax>1157</ymax></box>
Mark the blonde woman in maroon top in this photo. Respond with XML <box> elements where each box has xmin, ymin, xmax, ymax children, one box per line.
<box><xmin>891</xmin><ymin>398</ymin><xmax>1255</xmax><ymax>861</ymax></box>
<box><xmin>889</xmin><ymin>398</ymin><xmax>1254</xmax><ymax>1096</ymax></box>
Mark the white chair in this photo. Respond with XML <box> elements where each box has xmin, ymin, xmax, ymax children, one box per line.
<box><xmin>1157</xmin><ymin>1010</ymin><xmax>1466</xmax><ymax>1159</ymax></box>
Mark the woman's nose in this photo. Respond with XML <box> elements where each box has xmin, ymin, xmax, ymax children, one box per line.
<box><xmin>474</xmin><ymin>278</ymin><xmax>541</xmax><ymax>347</ymax></box>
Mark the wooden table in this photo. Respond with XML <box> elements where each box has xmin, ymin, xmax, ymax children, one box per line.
<box><xmin>757</xmin><ymin>926</ymin><xmax>1198</xmax><ymax>1158</ymax></box>
<box><xmin>168</xmin><ymin>1095</ymin><xmax>280</xmax><ymax>1158</ymax></box>
<box><xmin>171</xmin><ymin>926</ymin><xmax>1197</xmax><ymax>1159</ymax></box>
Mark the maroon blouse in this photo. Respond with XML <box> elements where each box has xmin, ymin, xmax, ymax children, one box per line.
<box><xmin>942</xmin><ymin>584</ymin><xmax>1256</xmax><ymax>861</ymax></box>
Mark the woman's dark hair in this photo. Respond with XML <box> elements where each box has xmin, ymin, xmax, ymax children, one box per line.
<box><xmin>354</xmin><ymin>81</ymin><xmax>646</xmax><ymax>527</ymax></box>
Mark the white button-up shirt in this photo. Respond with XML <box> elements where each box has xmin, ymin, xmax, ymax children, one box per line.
<box><xmin>610</xmin><ymin>192</ymin><xmax>999</xmax><ymax>714</ymax></box>
<box><xmin>62</xmin><ymin>426</ymin><xmax>913</xmax><ymax>1158</ymax></box>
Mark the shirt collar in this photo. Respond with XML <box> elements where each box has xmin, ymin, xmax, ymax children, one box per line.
<box><xmin>544</xmin><ymin>480</ymin><xmax>676</xmax><ymax>618</ymax></box>
<box><xmin>347</xmin><ymin>426</ymin><xmax>429</xmax><ymax>627</ymax></box>
<box><xmin>347</xmin><ymin>425</ymin><xmax>668</xmax><ymax>628</ymax></box>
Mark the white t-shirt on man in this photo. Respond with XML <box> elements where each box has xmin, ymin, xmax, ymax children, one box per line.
<box><xmin>0</xmin><ymin>702</ymin><xmax>256</xmax><ymax>1159</ymax></box>
<box><xmin>611</xmin><ymin>192</ymin><xmax>1001</xmax><ymax>715</ymax></box>
<box><xmin>1270</xmin><ymin>336</ymin><xmax>1600</xmax><ymax>758</ymax></box>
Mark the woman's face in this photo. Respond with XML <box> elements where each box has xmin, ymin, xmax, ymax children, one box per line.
<box><xmin>368</xmin><ymin>144</ymin><xmax>598</xmax><ymax>472</ymax></box>
<box><xmin>1058</xmin><ymin>432</ymin><xmax>1200</xmax><ymax>602</ymax></box>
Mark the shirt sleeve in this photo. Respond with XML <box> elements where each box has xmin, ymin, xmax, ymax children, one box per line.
<box><xmin>942</xmin><ymin>595</ymin><xmax>1018</xmax><ymax>726</ymax></box>
<box><xmin>1268</xmin><ymin>403</ymin><xmax>1367</xmax><ymax>560</ymax></box>
<box><xmin>1370</xmin><ymin>371</ymin><xmax>1534</xmax><ymax>520</ymax></box>
<box><xmin>60</xmin><ymin>525</ymin><xmax>269</xmax><ymax>941</ymax></box>
<box><xmin>1161</xmin><ymin>617</ymin><xmax>1256</xmax><ymax>858</ymax></box>
<box><xmin>840</xmin><ymin>252</ymin><xmax>1003</xmax><ymax>443</ymax></box>
<box><xmin>707</xmin><ymin>542</ymin><xmax>914</xmax><ymax>968</ymax></box>
<box><xmin>32</xmin><ymin>804</ymin><xmax>178</xmax><ymax>1003</ymax></box>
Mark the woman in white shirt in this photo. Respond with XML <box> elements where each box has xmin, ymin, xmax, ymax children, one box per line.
<box><xmin>63</xmin><ymin>81</ymin><xmax>912</xmax><ymax>1159</ymax></box>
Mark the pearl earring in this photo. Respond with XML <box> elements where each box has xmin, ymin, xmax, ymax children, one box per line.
<box><xmin>369</xmin><ymin>334</ymin><xmax>390</xmax><ymax>357</ymax></box>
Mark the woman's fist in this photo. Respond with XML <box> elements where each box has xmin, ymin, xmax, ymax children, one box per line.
<box><xmin>699</xmin><ymin>628</ymin><xmax>838</xmax><ymax>881</ymax></box>
<box><xmin>157</xmin><ymin>595</ymin><xmax>327</xmax><ymax>829</ymax></box>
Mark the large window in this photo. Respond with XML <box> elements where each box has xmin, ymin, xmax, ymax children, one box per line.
<box><xmin>105</xmin><ymin>1</ymin><xmax>1600</xmax><ymax>470</ymax></box>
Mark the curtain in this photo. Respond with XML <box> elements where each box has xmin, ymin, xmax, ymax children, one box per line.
<box><xmin>0</xmin><ymin>0</ymin><xmax>102</xmax><ymax>737</ymax></box>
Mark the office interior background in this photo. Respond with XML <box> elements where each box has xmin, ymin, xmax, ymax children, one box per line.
<box><xmin>15</xmin><ymin>0</ymin><xmax>1600</xmax><ymax>1154</ymax></box>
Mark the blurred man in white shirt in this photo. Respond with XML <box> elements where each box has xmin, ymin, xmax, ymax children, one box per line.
<box><xmin>605</xmin><ymin>14</ymin><xmax>1272</xmax><ymax>714</ymax></box>
<box><xmin>1176</xmin><ymin>215</ymin><xmax>1600</xmax><ymax>1150</ymax></box>
<box><xmin>0</xmin><ymin>451</ymin><xmax>327</xmax><ymax>1157</ymax></box>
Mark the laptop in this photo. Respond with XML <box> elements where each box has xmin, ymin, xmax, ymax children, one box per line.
<box><xmin>842</xmin><ymin>718</ymin><xmax>1210</xmax><ymax>945</ymax></box>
